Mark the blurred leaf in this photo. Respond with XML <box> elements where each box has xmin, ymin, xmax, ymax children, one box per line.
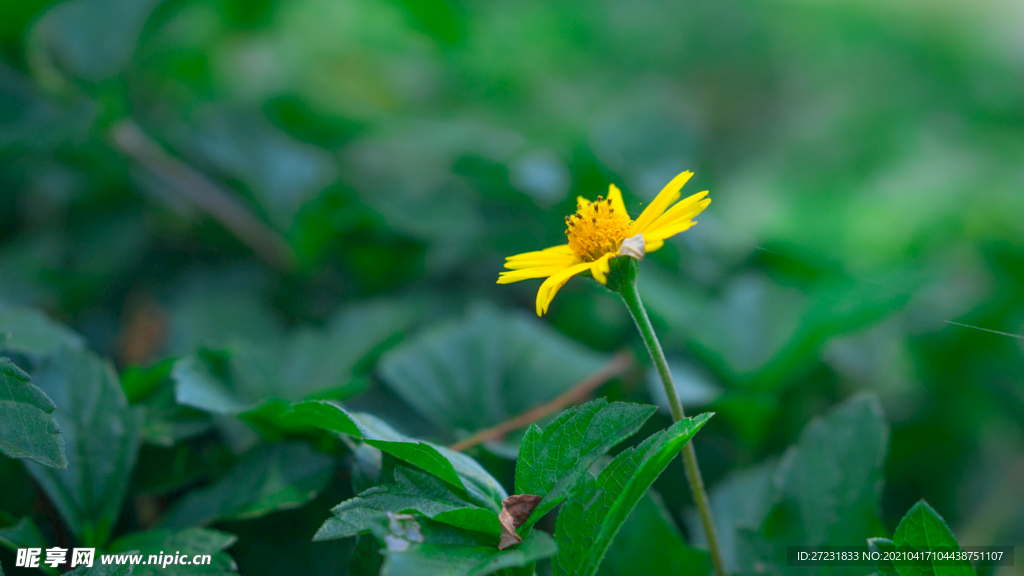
<box><xmin>738</xmin><ymin>393</ymin><xmax>889</xmax><ymax>576</ymax></box>
<box><xmin>686</xmin><ymin>459</ymin><xmax>777</xmax><ymax>575</ymax></box>
<box><xmin>174</xmin><ymin>300</ymin><xmax>415</xmax><ymax>416</ymax></box>
<box><xmin>552</xmin><ymin>413</ymin><xmax>713</xmax><ymax>576</ymax></box>
<box><xmin>0</xmin><ymin>303</ymin><xmax>85</xmax><ymax>357</ymax></box>
<box><xmin>0</xmin><ymin>63</ymin><xmax>94</xmax><ymax>151</ymax></box>
<box><xmin>107</xmin><ymin>527</ymin><xmax>239</xmax><ymax>576</ymax></box>
<box><xmin>645</xmin><ymin>360</ymin><xmax>722</xmax><ymax>415</ymax></box>
<box><xmin>0</xmin><ymin>516</ymin><xmax>56</xmax><ymax>576</ymax></box>
<box><xmin>25</xmin><ymin>349</ymin><xmax>144</xmax><ymax>546</ymax></box>
<box><xmin>159</xmin><ymin>442</ymin><xmax>334</xmax><ymax>529</ymax></box>
<box><xmin>599</xmin><ymin>491</ymin><xmax>712</xmax><ymax>576</ymax></box>
<box><xmin>33</xmin><ymin>0</ymin><xmax>163</xmax><ymax>81</ymax></box>
<box><xmin>891</xmin><ymin>501</ymin><xmax>974</xmax><ymax>576</ymax></box>
<box><xmin>315</xmin><ymin>466</ymin><xmax>501</xmax><ymax>542</ymax></box>
<box><xmin>366</xmin><ymin>513</ymin><xmax>556</xmax><ymax>576</ymax></box>
<box><xmin>124</xmin><ymin>359</ymin><xmax>214</xmax><ymax>447</ymax></box>
<box><xmin>514</xmin><ymin>399</ymin><xmax>656</xmax><ymax>530</ymax></box>
<box><xmin>0</xmin><ymin>357</ymin><xmax>66</xmax><ymax>468</ymax></box>
<box><xmin>378</xmin><ymin>305</ymin><xmax>609</xmax><ymax>442</ymax></box>
<box><xmin>290</xmin><ymin>400</ymin><xmax>507</xmax><ymax>511</ymax></box>
<box><xmin>178</xmin><ymin>106</ymin><xmax>339</xmax><ymax>229</ymax></box>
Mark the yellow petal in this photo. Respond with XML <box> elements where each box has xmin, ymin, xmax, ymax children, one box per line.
<box><xmin>576</xmin><ymin>195</ymin><xmax>591</xmax><ymax>207</ymax></box>
<box><xmin>505</xmin><ymin>245</ymin><xmax>574</xmax><ymax>261</ymax></box>
<box><xmin>644</xmin><ymin>193</ymin><xmax>710</xmax><ymax>238</ymax></box>
<box><xmin>497</xmin><ymin>264</ymin><xmax>572</xmax><ymax>284</ymax></box>
<box><xmin>608</xmin><ymin>184</ymin><xmax>628</xmax><ymax>218</ymax></box>
<box><xmin>590</xmin><ymin>253</ymin><xmax>614</xmax><ymax>284</ymax></box>
<box><xmin>644</xmin><ymin>238</ymin><xmax>665</xmax><ymax>253</ymax></box>
<box><xmin>504</xmin><ymin>254</ymin><xmax>578</xmax><ymax>270</ymax></box>
<box><xmin>535</xmin><ymin>261</ymin><xmax>592</xmax><ymax>316</ymax></box>
<box><xmin>644</xmin><ymin>220</ymin><xmax>696</xmax><ymax>243</ymax></box>
<box><xmin>630</xmin><ymin>171</ymin><xmax>693</xmax><ymax>234</ymax></box>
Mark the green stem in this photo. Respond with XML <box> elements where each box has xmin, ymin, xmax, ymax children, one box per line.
<box><xmin>618</xmin><ymin>278</ymin><xmax>727</xmax><ymax>576</ymax></box>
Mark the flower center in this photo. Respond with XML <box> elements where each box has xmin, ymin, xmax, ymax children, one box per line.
<box><xmin>564</xmin><ymin>196</ymin><xmax>632</xmax><ymax>261</ymax></box>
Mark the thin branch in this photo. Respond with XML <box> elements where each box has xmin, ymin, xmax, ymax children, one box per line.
<box><xmin>449</xmin><ymin>351</ymin><xmax>633</xmax><ymax>452</ymax></box>
<box><xmin>109</xmin><ymin>119</ymin><xmax>298</xmax><ymax>273</ymax></box>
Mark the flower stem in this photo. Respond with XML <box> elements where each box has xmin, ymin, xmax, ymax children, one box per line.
<box><xmin>618</xmin><ymin>279</ymin><xmax>726</xmax><ymax>576</ymax></box>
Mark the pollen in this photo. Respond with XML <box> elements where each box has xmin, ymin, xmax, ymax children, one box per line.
<box><xmin>564</xmin><ymin>196</ymin><xmax>632</xmax><ymax>261</ymax></box>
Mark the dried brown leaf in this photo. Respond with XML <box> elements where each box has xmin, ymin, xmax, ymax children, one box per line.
<box><xmin>498</xmin><ymin>494</ymin><xmax>542</xmax><ymax>550</ymax></box>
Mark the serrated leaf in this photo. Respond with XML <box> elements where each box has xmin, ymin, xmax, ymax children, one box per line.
<box><xmin>739</xmin><ymin>393</ymin><xmax>889</xmax><ymax>576</ymax></box>
<box><xmin>315</xmin><ymin>466</ymin><xmax>501</xmax><ymax>542</ymax></box>
<box><xmin>367</xmin><ymin>514</ymin><xmax>556</xmax><ymax>576</ymax></box>
<box><xmin>0</xmin><ymin>357</ymin><xmax>66</xmax><ymax>468</ymax></box>
<box><xmin>891</xmin><ymin>501</ymin><xmax>974</xmax><ymax>576</ymax></box>
<box><xmin>514</xmin><ymin>398</ymin><xmax>656</xmax><ymax>529</ymax></box>
<box><xmin>291</xmin><ymin>400</ymin><xmax>507</xmax><ymax>510</ymax></box>
<box><xmin>552</xmin><ymin>412</ymin><xmax>713</xmax><ymax>576</ymax></box>
<box><xmin>0</xmin><ymin>304</ymin><xmax>85</xmax><ymax>356</ymax></box>
<box><xmin>107</xmin><ymin>527</ymin><xmax>238</xmax><ymax>575</ymax></box>
<box><xmin>378</xmin><ymin>305</ymin><xmax>609</xmax><ymax>446</ymax></box>
<box><xmin>159</xmin><ymin>442</ymin><xmax>334</xmax><ymax>529</ymax></box>
<box><xmin>599</xmin><ymin>491</ymin><xmax>712</xmax><ymax>576</ymax></box>
<box><xmin>25</xmin><ymin>349</ymin><xmax>144</xmax><ymax>546</ymax></box>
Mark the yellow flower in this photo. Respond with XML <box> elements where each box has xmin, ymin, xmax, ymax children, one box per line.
<box><xmin>498</xmin><ymin>171</ymin><xmax>710</xmax><ymax>316</ymax></box>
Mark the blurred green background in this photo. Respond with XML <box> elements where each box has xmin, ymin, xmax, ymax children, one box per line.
<box><xmin>2</xmin><ymin>0</ymin><xmax>1023</xmax><ymax>573</ymax></box>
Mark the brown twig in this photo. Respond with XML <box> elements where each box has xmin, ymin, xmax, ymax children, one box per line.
<box><xmin>109</xmin><ymin>119</ymin><xmax>298</xmax><ymax>273</ymax></box>
<box><xmin>449</xmin><ymin>351</ymin><xmax>633</xmax><ymax>452</ymax></box>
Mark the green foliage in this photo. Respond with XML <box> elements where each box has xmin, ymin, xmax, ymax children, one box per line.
<box><xmin>551</xmin><ymin>413</ymin><xmax>712</xmax><ymax>576</ymax></box>
<box><xmin>737</xmin><ymin>393</ymin><xmax>889</xmax><ymax>575</ymax></box>
<box><xmin>514</xmin><ymin>399</ymin><xmax>656</xmax><ymax>529</ymax></box>
<box><xmin>315</xmin><ymin>466</ymin><xmax>501</xmax><ymax>542</ymax></box>
<box><xmin>869</xmin><ymin>501</ymin><xmax>974</xmax><ymax>576</ymax></box>
<box><xmin>599</xmin><ymin>493</ymin><xmax>711</xmax><ymax>576</ymax></box>
<box><xmin>159</xmin><ymin>442</ymin><xmax>335</xmax><ymax>529</ymax></box>
<box><xmin>108</xmin><ymin>527</ymin><xmax>239</xmax><ymax>575</ymax></box>
<box><xmin>0</xmin><ymin>357</ymin><xmax>66</xmax><ymax>468</ymax></box>
<box><xmin>0</xmin><ymin>0</ymin><xmax>1019</xmax><ymax>573</ymax></box>
<box><xmin>366</xmin><ymin>514</ymin><xmax>556</xmax><ymax>576</ymax></box>
<box><xmin>378</xmin><ymin>305</ymin><xmax>608</xmax><ymax>445</ymax></box>
<box><xmin>292</xmin><ymin>400</ymin><xmax>508</xmax><ymax>510</ymax></box>
<box><xmin>25</xmin><ymin>349</ymin><xmax>144</xmax><ymax>547</ymax></box>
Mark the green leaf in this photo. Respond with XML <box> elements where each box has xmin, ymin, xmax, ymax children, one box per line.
<box><xmin>159</xmin><ymin>442</ymin><xmax>334</xmax><ymax>529</ymax></box>
<box><xmin>599</xmin><ymin>491</ymin><xmax>712</xmax><ymax>576</ymax></box>
<box><xmin>514</xmin><ymin>398</ymin><xmax>656</xmax><ymax>529</ymax></box>
<box><xmin>315</xmin><ymin>466</ymin><xmax>501</xmax><ymax>542</ymax></box>
<box><xmin>32</xmin><ymin>0</ymin><xmax>163</xmax><ymax>81</ymax></box>
<box><xmin>868</xmin><ymin>537</ymin><xmax>898</xmax><ymax>576</ymax></box>
<box><xmin>0</xmin><ymin>357</ymin><xmax>66</xmax><ymax>468</ymax></box>
<box><xmin>0</xmin><ymin>516</ymin><xmax>57</xmax><ymax>575</ymax></box>
<box><xmin>685</xmin><ymin>458</ymin><xmax>777</xmax><ymax>575</ymax></box>
<box><xmin>173</xmin><ymin>301</ymin><xmax>416</xmax><ymax>416</ymax></box>
<box><xmin>367</xmin><ymin>514</ymin><xmax>556</xmax><ymax>576</ymax></box>
<box><xmin>107</xmin><ymin>527</ymin><xmax>239</xmax><ymax>575</ymax></box>
<box><xmin>0</xmin><ymin>304</ymin><xmax>84</xmax><ymax>356</ymax></box>
<box><xmin>738</xmin><ymin>392</ymin><xmax>889</xmax><ymax>576</ymax></box>
<box><xmin>24</xmin><ymin>349</ymin><xmax>144</xmax><ymax>546</ymax></box>
<box><xmin>378</xmin><ymin>305</ymin><xmax>609</xmax><ymax>446</ymax></box>
<box><xmin>124</xmin><ymin>360</ymin><xmax>213</xmax><ymax>447</ymax></box>
<box><xmin>891</xmin><ymin>501</ymin><xmax>974</xmax><ymax>576</ymax></box>
<box><xmin>552</xmin><ymin>412</ymin><xmax>714</xmax><ymax>576</ymax></box>
<box><xmin>291</xmin><ymin>400</ymin><xmax>507</xmax><ymax>510</ymax></box>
